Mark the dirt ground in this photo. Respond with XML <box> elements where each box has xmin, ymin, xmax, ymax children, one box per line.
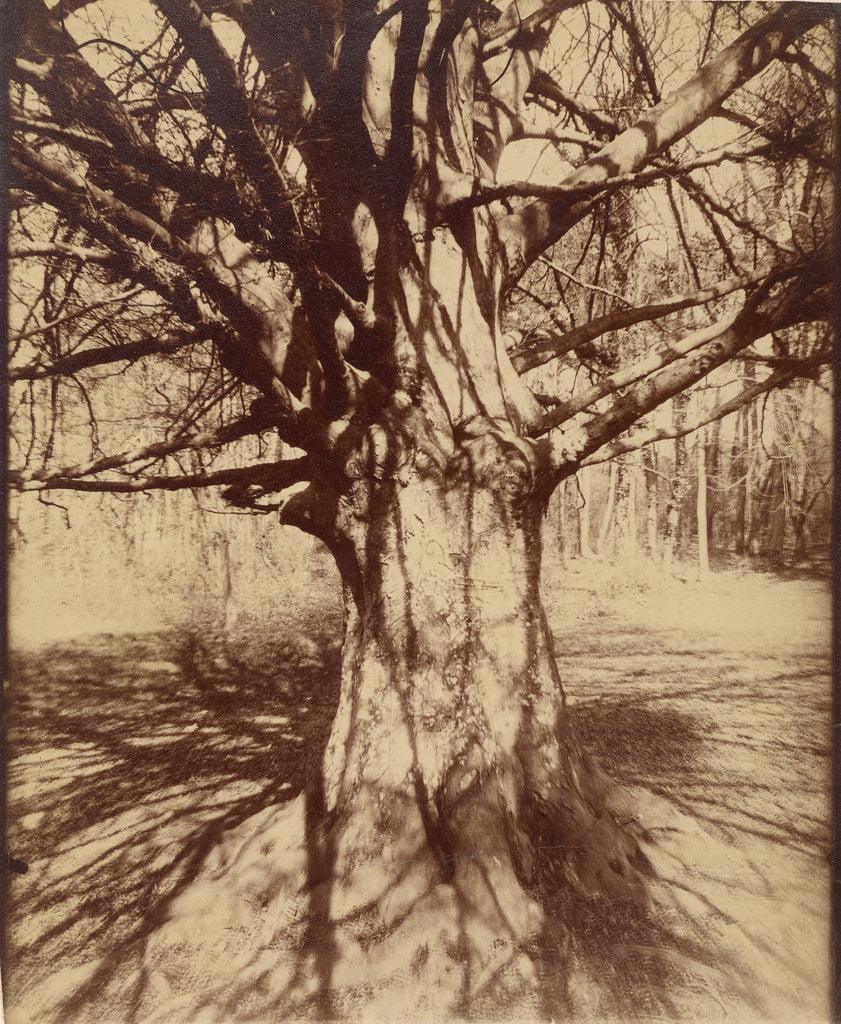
<box><xmin>3</xmin><ymin>565</ymin><xmax>832</xmax><ymax>1022</ymax></box>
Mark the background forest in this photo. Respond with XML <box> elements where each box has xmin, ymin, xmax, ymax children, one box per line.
<box><xmin>9</xmin><ymin>375</ymin><xmax>832</xmax><ymax>647</ymax></box>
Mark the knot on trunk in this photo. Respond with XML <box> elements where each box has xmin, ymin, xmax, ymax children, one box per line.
<box><xmin>449</xmin><ymin>427</ymin><xmax>539</xmax><ymax>505</ymax></box>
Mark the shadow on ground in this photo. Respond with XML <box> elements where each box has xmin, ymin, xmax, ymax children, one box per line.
<box><xmin>5</xmin><ymin>619</ymin><xmax>342</xmax><ymax>1009</ymax></box>
<box><xmin>4</xmin><ymin>570</ymin><xmax>833</xmax><ymax>1022</ymax></box>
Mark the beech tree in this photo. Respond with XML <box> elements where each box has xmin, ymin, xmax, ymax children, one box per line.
<box><xmin>7</xmin><ymin>0</ymin><xmax>835</xmax><ymax>1019</ymax></box>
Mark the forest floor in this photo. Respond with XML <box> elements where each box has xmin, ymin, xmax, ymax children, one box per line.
<box><xmin>3</xmin><ymin>562</ymin><xmax>833</xmax><ymax>1023</ymax></box>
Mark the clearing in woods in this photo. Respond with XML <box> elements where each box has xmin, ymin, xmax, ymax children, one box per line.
<box><xmin>4</xmin><ymin>565</ymin><xmax>832</xmax><ymax>1022</ymax></box>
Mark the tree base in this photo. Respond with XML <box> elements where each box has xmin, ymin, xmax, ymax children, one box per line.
<box><xmin>17</xmin><ymin>774</ymin><xmax>827</xmax><ymax>1024</ymax></box>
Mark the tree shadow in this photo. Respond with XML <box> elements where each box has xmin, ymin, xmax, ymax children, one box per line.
<box><xmin>539</xmin><ymin>660</ymin><xmax>830</xmax><ymax>1022</ymax></box>
<box><xmin>5</xmin><ymin>622</ymin><xmax>342</xmax><ymax>1017</ymax></box>
<box><xmin>5</xmin><ymin>597</ymin><xmax>829</xmax><ymax>1023</ymax></box>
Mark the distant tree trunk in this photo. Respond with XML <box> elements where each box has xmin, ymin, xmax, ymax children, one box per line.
<box><xmin>706</xmin><ymin>416</ymin><xmax>721</xmax><ymax>550</ymax></box>
<box><xmin>642</xmin><ymin>446</ymin><xmax>659</xmax><ymax>558</ymax></box>
<box><xmin>662</xmin><ymin>394</ymin><xmax>689</xmax><ymax>569</ymax></box>
<box><xmin>747</xmin><ymin>456</ymin><xmax>784</xmax><ymax>557</ymax></box>
<box><xmin>731</xmin><ymin>405</ymin><xmax>748</xmax><ymax>554</ymax></box>
<box><xmin>577</xmin><ymin>470</ymin><xmax>596</xmax><ymax>559</ymax></box>
<box><xmin>560</xmin><ymin>476</ymin><xmax>581</xmax><ymax>559</ymax></box>
<box><xmin>597</xmin><ymin>463</ymin><xmax>618</xmax><ymax>556</ymax></box>
<box><xmin>556</xmin><ymin>477</ymin><xmax>567</xmax><ymax>561</ymax></box>
<box><xmin>789</xmin><ymin>420</ymin><xmax>809</xmax><ymax>564</ymax></box>
<box><xmin>744</xmin><ymin>383</ymin><xmax>761</xmax><ymax>554</ymax></box>
<box><xmin>614</xmin><ymin>462</ymin><xmax>636</xmax><ymax>563</ymax></box>
<box><xmin>766</xmin><ymin>461</ymin><xmax>788</xmax><ymax>565</ymax></box>
<box><xmin>219</xmin><ymin>530</ymin><xmax>239</xmax><ymax>632</ymax></box>
<box><xmin>791</xmin><ymin>480</ymin><xmax>811</xmax><ymax>563</ymax></box>
<box><xmin>697</xmin><ymin>430</ymin><xmax>710</xmax><ymax>576</ymax></box>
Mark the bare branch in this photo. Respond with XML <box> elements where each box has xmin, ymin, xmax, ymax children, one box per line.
<box><xmin>582</xmin><ymin>357</ymin><xmax>829</xmax><ymax>466</ymax></box>
<box><xmin>678</xmin><ymin>175</ymin><xmax>798</xmax><ymax>257</ymax></box>
<box><xmin>512</xmin><ymin>266</ymin><xmax>778</xmax><ymax>374</ymax></box>
<box><xmin>10</xmin><ymin>457</ymin><xmax>313</xmax><ymax>495</ymax></box>
<box><xmin>10</xmin><ymin>328</ymin><xmax>203</xmax><ymax>382</ymax></box>
<box><xmin>604</xmin><ymin>0</ymin><xmax>660</xmax><ymax>103</ymax></box>
<box><xmin>539</xmin><ymin>254</ymin><xmax>631</xmax><ymax>306</ymax></box>
<box><xmin>9</xmin><ymin>242</ymin><xmax>112</xmax><ymax>262</ymax></box>
<box><xmin>526</xmin><ymin>69</ymin><xmax>619</xmax><ymax>137</ymax></box>
<box><xmin>10</xmin><ymin>114</ymin><xmax>115</xmax><ymax>154</ymax></box>
<box><xmin>11</xmin><ymin>415</ymin><xmax>272</xmax><ymax>487</ymax></box>
<box><xmin>11</xmin><ymin>285</ymin><xmax>144</xmax><ymax>344</ymax></box>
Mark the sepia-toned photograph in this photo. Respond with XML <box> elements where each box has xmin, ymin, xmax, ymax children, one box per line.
<box><xmin>4</xmin><ymin>0</ymin><xmax>835</xmax><ymax>1021</ymax></box>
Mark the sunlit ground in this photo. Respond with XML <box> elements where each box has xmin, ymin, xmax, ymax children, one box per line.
<box><xmin>4</xmin><ymin>562</ymin><xmax>832</xmax><ymax>1022</ymax></box>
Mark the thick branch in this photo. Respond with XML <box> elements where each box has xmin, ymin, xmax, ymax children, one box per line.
<box><xmin>10</xmin><ymin>458</ymin><xmax>312</xmax><ymax>494</ymax></box>
<box><xmin>498</xmin><ymin>2</ymin><xmax>830</xmax><ymax>283</ymax></box>
<box><xmin>10</xmin><ymin>143</ymin><xmax>240</xmax><ymax>332</ymax></box>
<box><xmin>533</xmin><ymin>310</ymin><xmax>741</xmax><ymax>435</ymax></box>
<box><xmin>482</xmin><ymin>0</ymin><xmax>582</xmax><ymax>58</ymax></box>
<box><xmin>445</xmin><ymin>140</ymin><xmax>778</xmax><ymax>210</ymax></box>
<box><xmin>10</xmin><ymin>141</ymin><xmax>320</xmax><ymax>406</ymax></box>
<box><xmin>9</xmin><ymin>100</ymin><xmax>286</xmax><ymax>262</ymax></box>
<box><xmin>512</xmin><ymin>266</ymin><xmax>779</xmax><ymax>373</ymax></box>
<box><xmin>475</xmin><ymin>0</ymin><xmax>579</xmax><ymax>174</ymax></box>
<box><xmin>9</xmin><ymin>242</ymin><xmax>112</xmax><ymax>262</ymax></box>
<box><xmin>581</xmin><ymin>358</ymin><xmax>828</xmax><ymax>466</ymax></box>
<box><xmin>548</xmin><ymin>275</ymin><xmax>833</xmax><ymax>473</ymax></box>
<box><xmin>11</xmin><ymin>416</ymin><xmax>272</xmax><ymax>486</ymax></box>
<box><xmin>151</xmin><ymin>0</ymin><xmax>307</xmax><ymax>259</ymax></box>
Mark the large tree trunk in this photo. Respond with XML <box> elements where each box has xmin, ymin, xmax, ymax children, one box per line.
<box><xmin>106</xmin><ymin>433</ymin><xmax>644</xmax><ymax>1024</ymax></box>
<box><xmin>306</xmin><ymin>434</ymin><xmax>644</xmax><ymax>1001</ymax></box>
<box><xmin>74</xmin><ymin>235</ymin><xmax>645</xmax><ymax>1023</ymax></box>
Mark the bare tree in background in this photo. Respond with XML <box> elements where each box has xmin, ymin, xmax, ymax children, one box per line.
<box><xmin>6</xmin><ymin>0</ymin><xmax>835</xmax><ymax>1018</ymax></box>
